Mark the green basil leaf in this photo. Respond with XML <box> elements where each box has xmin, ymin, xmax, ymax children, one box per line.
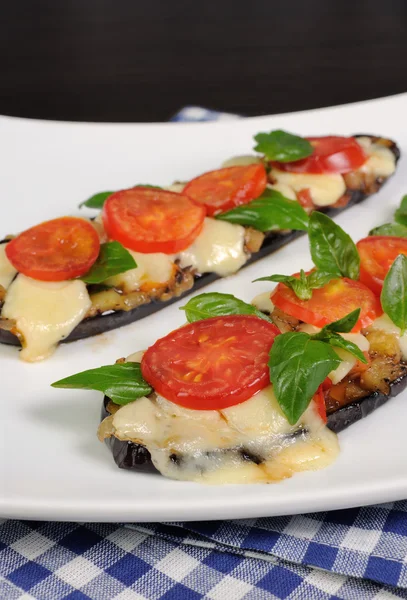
<box><xmin>254</xmin><ymin>270</ymin><xmax>312</xmax><ymax>300</ymax></box>
<box><xmin>80</xmin><ymin>241</ymin><xmax>137</xmax><ymax>284</ymax></box>
<box><xmin>369</xmin><ymin>223</ymin><xmax>407</xmax><ymax>238</ymax></box>
<box><xmin>306</xmin><ymin>270</ymin><xmax>336</xmax><ymax>289</ymax></box>
<box><xmin>79</xmin><ymin>191</ymin><xmax>114</xmax><ymax>209</ymax></box>
<box><xmin>180</xmin><ymin>292</ymin><xmax>272</xmax><ymax>323</ymax></box>
<box><xmin>253</xmin><ymin>130</ymin><xmax>313</xmax><ymax>162</ymax></box>
<box><xmin>394</xmin><ymin>195</ymin><xmax>407</xmax><ymax>226</ymax></box>
<box><xmin>51</xmin><ymin>362</ymin><xmax>152</xmax><ymax>405</ymax></box>
<box><xmin>216</xmin><ymin>189</ymin><xmax>309</xmax><ymax>232</ymax></box>
<box><xmin>381</xmin><ymin>254</ymin><xmax>407</xmax><ymax>333</ymax></box>
<box><xmin>308</xmin><ymin>211</ymin><xmax>360</xmax><ymax>280</ymax></box>
<box><xmin>322</xmin><ymin>308</ymin><xmax>361</xmax><ymax>333</ymax></box>
<box><xmin>269</xmin><ymin>332</ymin><xmax>341</xmax><ymax>425</ymax></box>
<box><xmin>319</xmin><ymin>332</ymin><xmax>367</xmax><ymax>363</ymax></box>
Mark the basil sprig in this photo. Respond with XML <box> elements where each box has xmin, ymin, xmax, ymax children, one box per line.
<box><xmin>81</xmin><ymin>241</ymin><xmax>137</xmax><ymax>284</ymax></box>
<box><xmin>369</xmin><ymin>223</ymin><xmax>407</xmax><ymax>238</ymax></box>
<box><xmin>216</xmin><ymin>189</ymin><xmax>309</xmax><ymax>232</ymax></box>
<box><xmin>181</xmin><ymin>292</ymin><xmax>272</xmax><ymax>322</ymax></box>
<box><xmin>51</xmin><ymin>362</ymin><xmax>152</xmax><ymax>405</ymax></box>
<box><xmin>254</xmin><ymin>269</ymin><xmax>335</xmax><ymax>301</ymax></box>
<box><xmin>253</xmin><ymin>130</ymin><xmax>313</xmax><ymax>163</ymax></box>
<box><xmin>394</xmin><ymin>195</ymin><xmax>407</xmax><ymax>226</ymax></box>
<box><xmin>308</xmin><ymin>211</ymin><xmax>360</xmax><ymax>280</ymax></box>
<box><xmin>79</xmin><ymin>185</ymin><xmax>162</xmax><ymax>209</ymax></box>
<box><xmin>269</xmin><ymin>310</ymin><xmax>366</xmax><ymax>424</ymax></box>
<box><xmin>254</xmin><ymin>214</ymin><xmax>360</xmax><ymax>302</ymax></box>
<box><xmin>381</xmin><ymin>254</ymin><xmax>407</xmax><ymax>334</ymax></box>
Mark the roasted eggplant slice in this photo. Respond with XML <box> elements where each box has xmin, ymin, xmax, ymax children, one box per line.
<box><xmin>100</xmin><ymin>367</ymin><xmax>407</xmax><ymax>472</ymax></box>
<box><xmin>0</xmin><ymin>135</ymin><xmax>400</xmax><ymax>348</ymax></box>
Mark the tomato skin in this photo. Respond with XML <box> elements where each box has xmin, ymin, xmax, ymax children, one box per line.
<box><xmin>272</xmin><ymin>275</ymin><xmax>380</xmax><ymax>332</ymax></box>
<box><xmin>357</xmin><ymin>236</ymin><xmax>407</xmax><ymax>295</ymax></box>
<box><xmin>314</xmin><ymin>385</ymin><xmax>327</xmax><ymax>423</ymax></box>
<box><xmin>102</xmin><ymin>187</ymin><xmax>206</xmax><ymax>254</ymax></box>
<box><xmin>5</xmin><ymin>217</ymin><xmax>100</xmax><ymax>281</ymax></box>
<box><xmin>141</xmin><ymin>315</ymin><xmax>280</xmax><ymax>410</ymax></box>
<box><xmin>183</xmin><ymin>164</ymin><xmax>267</xmax><ymax>217</ymax></box>
<box><xmin>272</xmin><ymin>136</ymin><xmax>367</xmax><ymax>174</ymax></box>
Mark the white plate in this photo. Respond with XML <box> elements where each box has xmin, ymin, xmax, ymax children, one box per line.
<box><xmin>1</xmin><ymin>94</ymin><xmax>407</xmax><ymax>522</ymax></box>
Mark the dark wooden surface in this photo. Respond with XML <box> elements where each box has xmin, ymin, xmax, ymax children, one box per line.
<box><xmin>1</xmin><ymin>1</ymin><xmax>407</xmax><ymax>122</ymax></box>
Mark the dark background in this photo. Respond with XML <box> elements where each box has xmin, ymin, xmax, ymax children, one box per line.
<box><xmin>1</xmin><ymin>0</ymin><xmax>406</xmax><ymax>122</ymax></box>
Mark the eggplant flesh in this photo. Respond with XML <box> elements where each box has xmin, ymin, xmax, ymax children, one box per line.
<box><xmin>100</xmin><ymin>373</ymin><xmax>407</xmax><ymax>472</ymax></box>
<box><xmin>0</xmin><ymin>135</ymin><xmax>400</xmax><ymax>348</ymax></box>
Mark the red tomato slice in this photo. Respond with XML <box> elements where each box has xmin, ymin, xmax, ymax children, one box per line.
<box><xmin>183</xmin><ymin>164</ymin><xmax>267</xmax><ymax>217</ymax></box>
<box><xmin>357</xmin><ymin>236</ymin><xmax>407</xmax><ymax>295</ymax></box>
<box><xmin>5</xmin><ymin>217</ymin><xmax>100</xmax><ymax>282</ymax></box>
<box><xmin>102</xmin><ymin>187</ymin><xmax>206</xmax><ymax>254</ymax></box>
<box><xmin>141</xmin><ymin>315</ymin><xmax>280</xmax><ymax>410</ymax></box>
<box><xmin>314</xmin><ymin>385</ymin><xmax>327</xmax><ymax>423</ymax></box>
<box><xmin>272</xmin><ymin>275</ymin><xmax>380</xmax><ymax>332</ymax></box>
<box><xmin>272</xmin><ymin>136</ymin><xmax>367</xmax><ymax>174</ymax></box>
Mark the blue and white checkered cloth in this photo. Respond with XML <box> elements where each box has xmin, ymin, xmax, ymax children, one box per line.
<box><xmin>2</xmin><ymin>107</ymin><xmax>407</xmax><ymax>600</ymax></box>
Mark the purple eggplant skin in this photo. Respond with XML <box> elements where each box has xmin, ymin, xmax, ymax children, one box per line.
<box><xmin>100</xmin><ymin>397</ymin><xmax>158</xmax><ymax>473</ymax></box>
<box><xmin>101</xmin><ymin>373</ymin><xmax>407</xmax><ymax>472</ymax></box>
<box><xmin>326</xmin><ymin>373</ymin><xmax>407</xmax><ymax>433</ymax></box>
<box><xmin>0</xmin><ymin>157</ymin><xmax>400</xmax><ymax>346</ymax></box>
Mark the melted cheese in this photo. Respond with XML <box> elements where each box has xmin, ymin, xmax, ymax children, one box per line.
<box><xmin>370</xmin><ymin>314</ymin><xmax>407</xmax><ymax>360</ymax></box>
<box><xmin>270</xmin><ymin>167</ymin><xmax>346</xmax><ymax>207</ymax></box>
<box><xmin>221</xmin><ymin>155</ymin><xmax>263</xmax><ymax>168</ymax></box>
<box><xmin>126</xmin><ymin>350</ymin><xmax>145</xmax><ymax>363</ymax></box>
<box><xmin>91</xmin><ymin>213</ymin><xmax>108</xmax><ymax>243</ymax></box>
<box><xmin>357</xmin><ymin>137</ymin><xmax>396</xmax><ymax>178</ymax></box>
<box><xmin>177</xmin><ymin>218</ymin><xmax>246</xmax><ymax>276</ymax></box>
<box><xmin>251</xmin><ymin>291</ymin><xmax>274</xmax><ymax>314</ymax></box>
<box><xmin>0</xmin><ymin>243</ymin><xmax>17</xmax><ymax>290</ymax></box>
<box><xmin>163</xmin><ymin>182</ymin><xmax>186</xmax><ymax>193</ymax></box>
<box><xmin>105</xmin><ymin>250</ymin><xmax>175</xmax><ymax>293</ymax></box>
<box><xmin>110</xmin><ymin>385</ymin><xmax>339</xmax><ymax>484</ymax></box>
<box><xmin>2</xmin><ymin>275</ymin><xmax>91</xmax><ymax>361</ymax></box>
<box><xmin>267</xmin><ymin>182</ymin><xmax>297</xmax><ymax>201</ymax></box>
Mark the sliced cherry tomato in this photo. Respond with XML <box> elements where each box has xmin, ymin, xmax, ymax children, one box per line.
<box><xmin>272</xmin><ymin>136</ymin><xmax>367</xmax><ymax>174</ymax></box>
<box><xmin>141</xmin><ymin>315</ymin><xmax>280</xmax><ymax>410</ymax></box>
<box><xmin>102</xmin><ymin>187</ymin><xmax>205</xmax><ymax>254</ymax></box>
<box><xmin>272</xmin><ymin>275</ymin><xmax>380</xmax><ymax>332</ymax></box>
<box><xmin>314</xmin><ymin>385</ymin><xmax>327</xmax><ymax>423</ymax></box>
<box><xmin>183</xmin><ymin>164</ymin><xmax>267</xmax><ymax>217</ymax></box>
<box><xmin>5</xmin><ymin>217</ymin><xmax>100</xmax><ymax>282</ymax></box>
<box><xmin>357</xmin><ymin>236</ymin><xmax>407</xmax><ymax>295</ymax></box>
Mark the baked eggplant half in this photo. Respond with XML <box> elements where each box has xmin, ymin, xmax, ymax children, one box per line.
<box><xmin>53</xmin><ymin>280</ymin><xmax>407</xmax><ymax>483</ymax></box>
<box><xmin>1</xmin><ymin>133</ymin><xmax>399</xmax><ymax>362</ymax></box>
<box><xmin>52</xmin><ymin>211</ymin><xmax>407</xmax><ymax>482</ymax></box>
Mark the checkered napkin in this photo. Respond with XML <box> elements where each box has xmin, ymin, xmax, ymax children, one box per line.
<box><xmin>3</xmin><ymin>506</ymin><xmax>407</xmax><ymax>600</ymax></box>
<box><xmin>2</xmin><ymin>108</ymin><xmax>407</xmax><ymax>600</ymax></box>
